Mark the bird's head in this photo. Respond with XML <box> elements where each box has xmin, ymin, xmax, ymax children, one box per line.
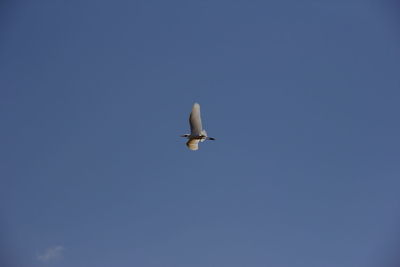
<box><xmin>180</xmin><ymin>134</ymin><xmax>190</xmax><ymax>138</ymax></box>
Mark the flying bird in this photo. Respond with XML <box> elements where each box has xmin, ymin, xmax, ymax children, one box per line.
<box><xmin>181</xmin><ymin>103</ymin><xmax>215</xmax><ymax>150</ymax></box>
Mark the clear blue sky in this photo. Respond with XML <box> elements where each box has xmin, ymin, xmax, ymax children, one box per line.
<box><xmin>1</xmin><ymin>1</ymin><xmax>400</xmax><ymax>266</ymax></box>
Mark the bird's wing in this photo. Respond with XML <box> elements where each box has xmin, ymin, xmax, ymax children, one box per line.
<box><xmin>189</xmin><ymin>103</ymin><xmax>203</xmax><ymax>136</ymax></box>
<box><xmin>186</xmin><ymin>139</ymin><xmax>200</xmax><ymax>150</ymax></box>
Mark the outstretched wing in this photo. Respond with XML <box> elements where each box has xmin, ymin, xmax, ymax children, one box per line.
<box><xmin>186</xmin><ymin>139</ymin><xmax>200</xmax><ymax>150</ymax></box>
<box><xmin>189</xmin><ymin>103</ymin><xmax>203</xmax><ymax>136</ymax></box>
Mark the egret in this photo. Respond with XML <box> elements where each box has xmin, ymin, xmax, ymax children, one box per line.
<box><xmin>181</xmin><ymin>103</ymin><xmax>215</xmax><ymax>150</ymax></box>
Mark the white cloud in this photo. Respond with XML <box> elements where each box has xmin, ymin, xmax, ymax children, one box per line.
<box><xmin>37</xmin><ymin>246</ymin><xmax>64</xmax><ymax>262</ymax></box>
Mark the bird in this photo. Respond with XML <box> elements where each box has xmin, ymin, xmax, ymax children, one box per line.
<box><xmin>181</xmin><ymin>103</ymin><xmax>215</xmax><ymax>150</ymax></box>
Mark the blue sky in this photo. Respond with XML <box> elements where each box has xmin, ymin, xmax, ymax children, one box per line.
<box><xmin>1</xmin><ymin>0</ymin><xmax>400</xmax><ymax>266</ymax></box>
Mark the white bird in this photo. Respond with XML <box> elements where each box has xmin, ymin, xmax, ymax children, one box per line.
<box><xmin>181</xmin><ymin>103</ymin><xmax>215</xmax><ymax>150</ymax></box>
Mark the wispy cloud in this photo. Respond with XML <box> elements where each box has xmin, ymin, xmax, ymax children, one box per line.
<box><xmin>37</xmin><ymin>246</ymin><xmax>64</xmax><ymax>262</ymax></box>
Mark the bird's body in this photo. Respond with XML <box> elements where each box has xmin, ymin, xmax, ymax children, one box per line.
<box><xmin>181</xmin><ymin>103</ymin><xmax>215</xmax><ymax>150</ymax></box>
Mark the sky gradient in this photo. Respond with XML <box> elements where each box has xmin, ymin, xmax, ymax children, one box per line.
<box><xmin>1</xmin><ymin>0</ymin><xmax>400</xmax><ymax>266</ymax></box>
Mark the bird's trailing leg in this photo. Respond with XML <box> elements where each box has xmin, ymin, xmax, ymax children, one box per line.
<box><xmin>198</xmin><ymin>135</ymin><xmax>215</xmax><ymax>141</ymax></box>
